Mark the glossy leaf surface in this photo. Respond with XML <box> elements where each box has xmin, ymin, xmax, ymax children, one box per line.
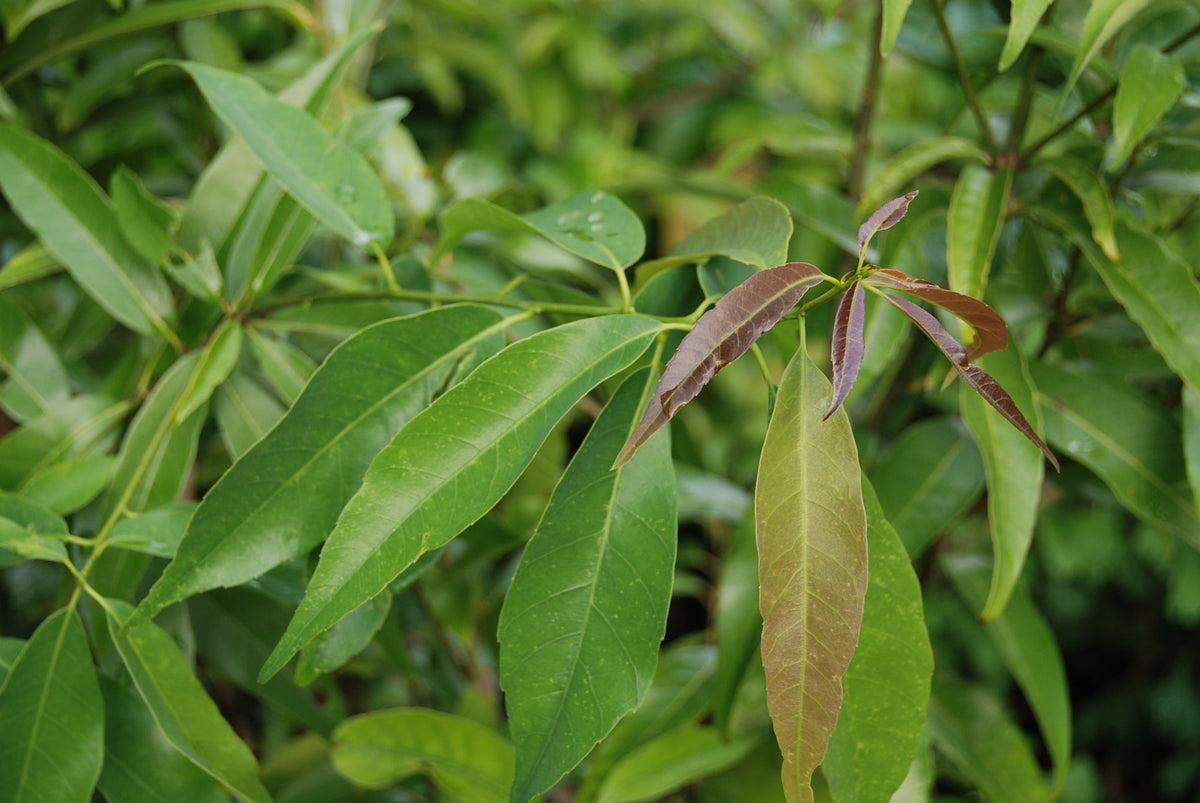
<box><xmin>999</xmin><ymin>0</ymin><xmax>1055</xmax><ymax>70</ymax></box>
<box><xmin>637</xmin><ymin>196</ymin><xmax>793</xmax><ymax>279</ymax></box>
<box><xmin>616</xmin><ymin>262</ymin><xmax>828</xmax><ymax>466</ymax></box>
<box><xmin>500</xmin><ymin>368</ymin><xmax>676</xmax><ymax>802</ymax></box>
<box><xmin>108</xmin><ymin>600</ymin><xmax>271</xmax><ymax>803</ymax></box>
<box><xmin>172</xmin><ymin>60</ymin><xmax>393</xmax><ymax>250</ymax></box>
<box><xmin>436</xmin><ymin>190</ymin><xmax>645</xmax><ymax>271</ymax></box>
<box><xmin>947</xmin><ymin>164</ymin><xmax>1010</xmax><ymax>303</ymax></box>
<box><xmin>824</xmin><ymin>280</ymin><xmax>866</xmax><ymax>419</ymax></box>
<box><xmin>133</xmin><ymin>305</ymin><xmax>507</xmax><ymax>627</ymax></box>
<box><xmin>1041</xmin><ymin>156</ymin><xmax>1119</xmax><ymax>260</ymax></box>
<box><xmin>0</xmin><ymin>123</ymin><xmax>176</xmax><ymax>340</ymax></box>
<box><xmin>856</xmin><ymin>191</ymin><xmax>917</xmax><ymax>254</ymax></box>
<box><xmin>856</xmin><ymin>138</ymin><xmax>986</xmax><ymax>220</ymax></box>
<box><xmin>1063</xmin><ymin>0</ymin><xmax>1154</xmax><ymax>101</ymax></box>
<box><xmin>595</xmin><ymin>726</ymin><xmax>759</xmax><ymax>803</ymax></box>
<box><xmin>0</xmin><ymin>608</ymin><xmax>103</xmax><ymax>803</ymax></box>
<box><xmin>1110</xmin><ymin>45</ymin><xmax>1185</xmax><ymax>168</ymax></box>
<box><xmin>756</xmin><ymin>348</ymin><xmax>867</xmax><ymax>803</ymax></box>
<box><xmin>260</xmin><ymin>315</ymin><xmax>661</xmax><ymax>680</ymax></box>
<box><xmin>107</xmin><ymin>503</ymin><xmax>196</xmax><ymax>558</ymax></box>
<box><xmin>295</xmin><ymin>594</ymin><xmax>391</xmax><ymax>686</ymax></box>
<box><xmin>0</xmin><ymin>294</ymin><xmax>69</xmax><ymax>422</ymax></box>
<box><xmin>880</xmin><ymin>0</ymin><xmax>913</xmax><ymax>55</ymax></box>
<box><xmin>111</xmin><ymin>165</ymin><xmax>178</xmax><ymax>266</ymax></box>
<box><xmin>332</xmin><ymin>708</ymin><xmax>514</xmax><ymax>801</ymax></box>
<box><xmin>824</xmin><ymin>479</ymin><xmax>932</xmax><ymax>803</ymax></box>
<box><xmin>866</xmin><ymin>269</ymin><xmax>1006</xmax><ymax>361</ymax></box>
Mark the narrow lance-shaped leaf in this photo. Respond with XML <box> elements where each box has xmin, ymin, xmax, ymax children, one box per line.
<box><xmin>130</xmin><ymin>305</ymin><xmax>507</xmax><ymax>629</ymax></box>
<box><xmin>998</xmin><ymin>0</ymin><xmax>1055</xmax><ymax>71</ymax></box>
<box><xmin>865</xmin><ymin>268</ymin><xmax>1007</xmax><ymax>360</ymax></box>
<box><xmin>878</xmin><ymin>292</ymin><xmax>1058</xmax><ymax>469</ymax></box>
<box><xmin>1109</xmin><ymin>45</ymin><xmax>1185</xmax><ymax>169</ymax></box>
<box><xmin>259</xmin><ymin>315</ymin><xmax>662</xmax><ymax>681</ymax></box>
<box><xmin>855</xmin><ymin>138</ymin><xmax>986</xmax><ymax>221</ymax></box>
<box><xmin>824</xmin><ymin>280</ymin><xmax>867</xmax><ymax>420</ymax></box>
<box><xmin>616</xmin><ymin>262</ymin><xmax>829</xmax><ymax>466</ymax></box>
<box><xmin>1041</xmin><ymin>157</ymin><xmax>1119</xmax><ymax>261</ymax></box>
<box><xmin>947</xmin><ymin>164</ymin><xmax>1011</xmax><ymax>303</ymax></box>
<box><xmin>1062</xmin><ymin>0</ymin><xmax>1154</xmax><ymax>102</ymax></box>
<box><xmin>856</xmin><ymin>191</ymin><xmax>917</xmax><ymax>255</ymax></box>
<box><xmin>881</xmin><ymin>0</ymin><xmax>914</xmax><ymax>56</ymax></box>
<box><xmin>595</xmin><ymin>725</ymin><xmax>760</xmax><ymax>803</ymax></box>
<box><xmin>500</xmin><ymin>368</ymin><xmax>677</xmax><ymax>802</ymax></box>
<box><xmin>0</xmin><ymin>608</ymin><xmax>104</xmax><ymax>803</ymax></box>
<box><xmin>756</xmin><ymin>347</ymin><xmax>868</xmax><ymax>803</ymax></box>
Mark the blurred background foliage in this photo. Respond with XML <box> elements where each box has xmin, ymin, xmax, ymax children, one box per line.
<box><xmin>3</xmin><ymin>0</ymin><xmax>1200</xmax><ymax>801</ymax></box>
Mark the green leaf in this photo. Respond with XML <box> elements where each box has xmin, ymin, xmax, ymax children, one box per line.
<box><xmin>174</xmin><ymin>319</ymin><xmax>243</xmax><ymax>426</ymax></box>
<box><xmin>0</xmin><ymin>395</ymin><xmax>127</xmax><ymax>490</ymax></box>
<box><xmin>824</xmin><ymin>479</ymin><xmax>933</xmax><ymax>803</ymax></box>
<box><xmin>499</xmin><ymin>368</ymin><xmax>677</xmax><ymax>802</ymax></box>
<box><xmin>1062</xmin><ymin>0</ymin><xmax>1154</xmax><ymax>102</ymax></box>
<box><xmin>941</xmin><ymin>553</ymin><xmax>1071</xmax><ymax>793</ymax></box>
<box><xmin>21</xmin><ymin>454</ymin><xmax>115</xmax><ymax>515</ymax></box>
<box><xmin>880</xmin><ymin>0</ymin><xmax>913</xmax><ymax>55</ymax></box>
<box><xmin>436</xmin><ymin>190</ymin><xmax>646</xmax><ymax>271</ymax></box>
<box><xmin>755</xmin><ymin>347</ymin><xmax>868</xmax><ymax>803</ymax></box>
<box><xmin>295</xmin><ymin>593</ymin><xmax>391</xmax><ymax>686</ymax></box>
<box><xmin>111</xmin><ymin>165</ymin><xmax>179</xmax><ymax>266</ymax></box>
<box><xmin>947</xmin><ymin>164</ymin><xmax>1011</xmax><ymax>303</ymax></box>
<box><xmin>1109</xmin><ymin>45</ymin><xmax>1185</xmax><ymax>169</ymax></box>
<box><xmin>999</xmin><ymin>0</ymin><xmax>1055</xmax><ymax>71</ymax></box>
<box><xmin>596</xmin><ymin>726</ymin><xmax>760</xmax><ymax>803</ymax></box>
<box><xmin>170</xmin><ymin>60</ymin><xmax>393</xmax><ymax>250</ymax></box>
<box><xmin>1040</xmin><ymin>156</ymin><xmax>1119</xmax><ymax>261</ymax></box>
<box><xmin>0</xmin><ymin>515</ymin><xmax>67</xmax><ymax>563</ymax></box>
<box><xmin>713</xmin><ymin>514</ymin><xmax>761</xmax><ymax>734</ymax></box>
<box><xmin>332</xmin><ymin>708</ymin><xmax>515</xmax><ymax>801</ymax></box>
<box><xmin>1030</xmin><ymin>362</ymin><xmax>1199</xmax><ymax>543</ymax></box>
<box><xmin>224</xmin><ymin>179</ymin><xmax>314</xmax><ymax>303</ymax></box>
<box><xmin>856</xmin><ymin>138</ymin><xmax>987</xmax><ymax>222</ymax></box>
<box><xmin>959</xmin><ymin>346</ymin><xmax>1046</xmax><ymax>620</ymax></box>
<box><xmin>132</xmin><ymin>305</ymin><xmax>507</xmax><ymax>627</ymax></box>
<box><xmin>166</xmin><ymin>241</ymin><xmax>223</xmax><ymax>303</ymax></box>
<box><xmin>928</xmin><ymin>681</ymin><xmax>1050</xmax><ymax>803</ymax></box>
<box><xmin>869</xmin><ymin>418</ymin><xmax>984</xmax><ymax>558</ymax></box>
<box><xmin>1</xmin><ymin>0</ymin><xmax>75</xmax><ymax>41</ymax></box>
<box><xmin>1083</xmin><ymin>223</ymin><xmax>1200</xmax><ymax>393</ymax></box>
<box><xmin>246</xmin><ymin>327</ymin><xmax>317</xmax><ymax>405</ymax></box>
<box><xmin>0</xmin><ymin>608</ymin><xmax>104</xmax><ymax>803</ymax></box>
<box><xmin>260</xmin><ymin>314</ymin><xmax>661</xmax><ymax>680</ymax></box>
<box><xmin>0</xmin><ymin>489</ymin><xmax>68</xmax><ymax>535</ymax></box>
<box><xmin>97</xmin><ymin>675</ymin><xmax>229</xmax><ymax>803</ymax></box>
<box><xmin>213</xmin><ymin>371</ymin><xmax>285</xmax><ymax>459</ymax></box>
<box><xmin>0</xmin><ymin>293</ymin><xmax>70</xmax><ymax>422</ymax></box>
<box><xmin>108</xmin><ymin>503</ymin><xmax>197</xmax><ymax>558</ymax></box>
<box><xmin>107</xmin><ymin>599</ymin><xmax>271</xmax><ymax>803</ymax></box>
<box><xmin>1185</xmin><ymin>385</ymin><xmax>1200</xmax><ymax>514</ymax></box>
<box><xmin>0</xmin><ymin>637</ymin><xmax>24</xmax><ymax>685</ymax></box>
<box><xmin>0</xmin><ymin>123</ymin><xmax>177</xmax><ymax>343</ymax></box>
<box><xmin>0</xmin><ymin>242</ymin><xmax>61</xmax><ymax>290</ymax></box>
<box><xmin>635</xmin><ymin>196</ymin><xmax>793</xmax><ymax>281</ymax></box>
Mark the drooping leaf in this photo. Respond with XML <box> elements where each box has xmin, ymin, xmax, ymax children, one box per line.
<box><xmin>947</xmin><ymin>164</ymin><xmax>1011</xmax><ymax>303</ymax></box>
<box><xmin>824</xmin><ymin>479</ymin><xmax>933</xmax><ymax>803</ymax></box>
<box><xmin>959</xmin><ymin>346</ymin><xmax>1045</xmax><ymax>620</ymax></box>
<box><xmin>97</xmin><ymin>675</ymin><xmax>229</xmax><ymax>803</ymax></box>
<box><xmin>713</xmin><ymin>513</ymin><xmax>761</xmax><ymax>734</ymax></box>
<box><xmin>499</xmin><ymin>368</ymin><xmax>677</xmax><ymax>802</ymax></box>
<box><xmin>1085</xmin><ymin>223</ymin><xmax>1200</xmax><ymax>393</ymax></box>
<box><xmin>131</xmin><ymin>305</ymin><xmax>508</xmax><ymax>628</ymax></box>
<box><xmin>999</xmin><ymin>0</ymin><xmax>1055</xmax><ymax>71</ymax></box>
<box><xmin>111</xmin><ymin>165</ymin><xmax>179</xmax><ymax>266</ymax></box>
<box><xmin>942</xmin><ymin>553</ymin><xmax>1071</xmax><ymax>793</ymax></box>
<box><xmin>824</xmin><ymin>280</ymin><xmax>867</xmax><ymax>420</ymax></box>
<box><xmin>1062</xmin><ymin>0</ymin><xmax>1154</xmax><ymax>102</ymax></box>
<box><xmin>169</xmin><ymin>60</ymin><xmax>393</xmax><ymax>250</ymax></box>
<box><xmin>636</xmin><ymin>196</ymin><xmax>793</xmax><ymax>281</ymax></box>
<box><xmin>856</xmin><ymin>191</ymin><xmax>917</xmax><ymax>254</ymax></box>
<box><xmin>870</xmin><ymin>418</ymin><xmax>985</xmax><ymax>558</ymax></box>
<box><xmin>0</xmin><ymin>123</ymin><xmax>177</xmax><ymax>342</ymax></box>
<box><xmin>880</xmin><ymin>0</ymin><xmax>913</xmax><ymax>56</ymax></box>
<box><xmin>616</xmin><ymin>262</ymin><xmax>829</xmax><ymax>466</ymax></box>
<box><xmin>1109</xmin><ymin>45</ymin><xmax>1185</xmax><ymax>169</ymax></box>
<box><xmin>173</xmin><ymin>319</ymin><xmax>243</xmax><ymax>425</ymax></box>
<box><xmin>1041</xmin><ymin>156</ymin><xmax>1119</xmax><ymax>261</ymax></box>
<box><xmin>0</xmin><ymin>608</ymin><xmax>104</xmax><ymax>803</ymax></box>
<box><xmin>107</xmin><ymin>600</ymin><xmax>271</xmax><ymax>803</ymax></box>
<box><xmin>0</xmin><ymin>293</ymin><xmax>70</xmax><ymax>422</ymax></box>
<box><xmin>756</xmin><ymin>347</ymin><xmax>868</xmax><ymax>803</ymax></box>
<box><xmin>928</xmin><ymin>681</ymin><xmax>1051</xmax><ymax>803</ymax></box>
<box><xmin>260</xmin><ymin>315</ymin><xmax>661</xmax><ymax>681</ymax></box>
<box><xmin>856</xmin><ymin>138</ymin><xmax>986</xmax><ymax>221</ymax></box>
<box><xmin>436</xmin><ymin>190</ymin><xmax>646</xmax><ymax>272</ymax></box>
<box><xmin>1030</xmin><ymin>362</ymin><xmax>1199</xmax><ymax>543</ymax></box>
<box><xmin>595</xmin><ymin>726</ymin><xmax>760</xmax><ymax>803</ymax></box>
<box><xmin>295</xmin><ymin>593</ymin><xmax>391</xmax><ymax>686</ymax></box>
<box><xmin>878</xmin><ymin>293</ymin><xmax>1057</xmax><ymax>468</ymax></box>
<box><xmin>865</xmin><ymin>269</ymin><xmax>1007</xmax><ymax>360</ymax></box>
<box><xmin>332</xmin><ymin>708</ymin><xmax>514</xmax><ymax>801</ymax></box>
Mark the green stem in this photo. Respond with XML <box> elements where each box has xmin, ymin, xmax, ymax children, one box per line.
<box><xmin>372</xmin><ymin>242</ymin><xmax>400</xmax><ymax>293</ymax></box>
<box><xmin>1005</xmin><ymin>45</ymin><xmax>1043</xmax><ymax>155</ymax></box>
<box><xmin>932</xmin><ymin>0</ymin><xmax>999</xmax><ymax>155</ymax></box>
<box><xmin>797</xmin><ymin>276</ymin><xmax>848</xmax><ymax>316</ymax></box>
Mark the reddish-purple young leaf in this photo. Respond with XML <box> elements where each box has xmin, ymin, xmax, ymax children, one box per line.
<box><xmin>615</xmin><ymin>262</ymin><xmax>830</xmax><ymax>467</ymax></box>
<box><xmin>824</xmin><ymin>281</ymin><xmax>867</xmax><ymax>420</ymax></box>
<box><xmin>857</xmin><ymin>191</ymin><xmax>919</xmax><ymax>254</ymax></box>
<box><xmin>866</xmin><ymin>268</ymin><xmax>1007</xmax><ymax>360</ymax></box>
<box><xmin>880</xmin><ymin>293</ymin><xmax>1059</xmax><ymax>470</ymax></box>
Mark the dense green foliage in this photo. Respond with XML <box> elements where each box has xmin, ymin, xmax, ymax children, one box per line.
<box><xmin>2</xmin><ymin>1</ymin><xmax>1200</xmax><ymax>801</ymax></box>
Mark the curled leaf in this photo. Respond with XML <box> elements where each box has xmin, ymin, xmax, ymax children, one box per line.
<box><xmin>865</xmin><ymin>268</ymin><xmax>1006</xmax><ymax>360</ymax></box>
<box><xmin>615</xmin><ymin>262</ymin><xmax>829</xmax><ymax>467</ymax></box>
<box><xmin>857</xmin><ymin>191</ymin><xmax>918</xmax><ymax>255</ymax></box>
<box><xmin>824</xmin><ymin>281</ymin><xmax>867</xmax><ymax>420</ymax></box>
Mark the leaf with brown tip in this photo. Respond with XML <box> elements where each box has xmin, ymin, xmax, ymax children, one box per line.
<box><xmin>879</xmin><ymin>293</ymin><xmax>1059</xmax><ymax>470</ymax></box>
<box><xmin>866</xmin><ymin>269</ymin><xmax>1006</xmax><ymax>360</ymax></box>
<box><xmin>857</xmin><ymin>191</ymin><xmax>918</xmax><ymax>255</ymax></box>
<box><xmin>614</xmin><ymin>262</ymin><xmax>829</xmax><ymax>467</ymax></box>
<box><xmin>824</xmin><ymin>281</ymin><xmax>867</xmax><ymax>420</ymax></box>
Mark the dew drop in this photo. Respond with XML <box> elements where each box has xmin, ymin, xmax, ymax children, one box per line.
<box><xmin>586</xmin><ymin>212</ymin><xmax>602</xmax><ymax>222</ymax></box>
<box><xmin>590</xmin><ymin>191</ymin><xmax>605</xmax><ymax>203</ymax></box>
<box><xmin>589</xmin><ymin>223</ymin><xmax>603</xmax><ymax>233</ymax></box>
